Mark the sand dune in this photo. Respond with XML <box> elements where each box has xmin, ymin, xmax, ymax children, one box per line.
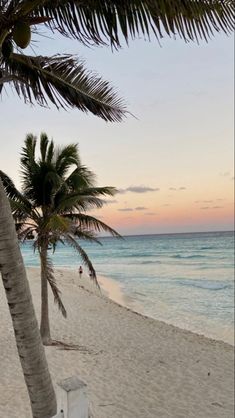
<box><xmin>0</xmin><ymin>268</ymin><xmax>234</xmax><ymax>418</ymax></box>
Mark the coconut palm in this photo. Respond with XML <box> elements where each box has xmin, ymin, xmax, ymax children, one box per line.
<box><xmin>0</xmin><ymin>2</ymin><xmax>234</xmax><ymax>417</ymax></box>
<box><xmin>0</xmin><ymin>132</ymin><xmax>120</xmax><ymax>345</ymax></box>
<box><xmin>0</xmin><ymin>2</ymin><xmax>234</xmax><ymax>108</ymax></box>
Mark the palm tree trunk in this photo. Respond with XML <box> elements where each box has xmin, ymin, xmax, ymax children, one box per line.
<box><xmin>39</xmin><ymin>243</ymin><xmax>52</xmax><ymax>345</ymax></box>
<box><xmin>0</xmin><ymin>179</ymin><xmax>57</xmax><ymax>418</ymax></box>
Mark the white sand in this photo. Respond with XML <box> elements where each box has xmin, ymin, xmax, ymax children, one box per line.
<box><xmin>0</xmin><ymin>268</ymin><xmax>234</xmax><ymax>418</ymax></box>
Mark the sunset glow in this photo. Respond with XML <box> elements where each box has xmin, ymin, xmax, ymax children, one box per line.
<box><xmin>1</xmin><ymin>32</ymin><xmax>234</xmax><ymax>235</ymax></box>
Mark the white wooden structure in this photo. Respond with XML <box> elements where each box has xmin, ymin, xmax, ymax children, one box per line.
<box><xmin>53</xmin><ymin>376</ymin><xmax>89</xmax><ymax>418</ymax></box>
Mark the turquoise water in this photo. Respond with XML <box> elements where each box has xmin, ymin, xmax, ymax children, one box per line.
<box><xmin>21</xmin><ymin>231</ymin><xmax>234</xmax><ymax>344</ymax></box>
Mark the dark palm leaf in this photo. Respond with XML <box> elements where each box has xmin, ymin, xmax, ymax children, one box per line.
<box><xmin>0</xmin><ymin>169</ymin><xmax>27</xmax><ymax>203</ymax></box>
<box><xmin>9</xmin><ymin>198</ymin><xmax>33</xmax><ymax>221</ymax></box>
<box><xmin>64</xmin><ymin>166</ymin><xmax>96</xmax><ymax>189</ymax></box>
<box><xmin>73</xmin><ymin>213</ymin><xmax>122</xmax><ymax>238</ymax></box>
<box><xmin>77</xmin><ymin>186</ymin><xmax>117</xmax><ymax>197</ymax></box>
<box><xmin>64</xmin><ymin>233</ymin><xmax>100</xmax><ymax>288</ymax></box>
<box><xmin>3</xmin><ymin>53</ymin><xmax>127</xmax><ymax>121</ymax></box>
<box><xmin>12</xmin><ymin>0</ymin><xmax>235</xmax><ymax>45</ymax></box>
<box><xmin>45</xmin><ymin>213</ymin><xmax>70</xmax><ymax>233</ymax></box>
<box><xmin>55</xmin><ymin>193</ymin><xmax>105</xmax><ymax>212</ymax></box>
<box><xmin>54</xmin><ymin>144</ymin><xmax>80</xmax><ymax>177</ymax></box>
<box><xmin>55</xmin><ymin>185</ymin><xmax>117</xmax><ymax>212</ymax></box>
<box><xmin>20</xmin><ymin>135</ymin><xmax>65</xmax><ymax>206</ymax></box>
<box><xmin>67</xmin><ymin>226</ymin><xmax>102</xmax><ymax>244</ymax></box>
<box><xmin>43</xmin><ymin>254</ymin><xmax>67</xmax><ymax>317</ymax></box>
<box><xmin>17</xmin><ymin>225</ymin><xmax>36</xmax><ymax>242</ymax></box>
<box><xmin>40</xmin><ymin>132</ymin><xmax>50</xmax><ymax>162</ymax></box>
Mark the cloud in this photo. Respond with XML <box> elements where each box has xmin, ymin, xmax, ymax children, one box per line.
<box><xmin>118</xmin><ymin>208</ymin><xmax>133</xmax><ymax>212</ymax></box>
<box><xmin>127</xmin><ymin>186</ymin><xmax>160</xmax><ymax>193</ymax></box>
<box><xmin>118</xmin><ymin>206</ymin><xmax>148</xmax><ymax>211</ymax></box>
<box><xmin>118</xmin><ymin>186</ymin><xmax>160</xmax><ymax>194</ymax></box>
<box><xmin>169</xmin><ymin>187</ymin><xmax>186</xmax><ymax>191</ymax></box>
<box><xmin>145</xmin><ymin>212</ymin><xmax>155</xmax><ymax>216</ymax></box>
<box><xmin>162</xmin><ymin>203</ymin><xmax>171</xmax><ymax>207</ymax></box>
<box><xmin>200</xmin><ymin>206</ymin><xmax>223</xmax><ymax>210</ymax></box>
<box><xmin>195</xmin><ymin>200</ymin><xmax>213</xmax><ymax>204</ymax></box>
<box><xmin>135</xmin><ymin>206</ymin><xmax>147</xmax><ymax>211</ymax></box>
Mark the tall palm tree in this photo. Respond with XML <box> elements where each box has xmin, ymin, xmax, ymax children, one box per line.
<box><xmin>0</xmin><ymin>132</ymin><xmax>120</xmax><ymax>344</ymax></box>
<box><xmin>0</xmin><ymin>179</ymin><xmax>57</xmax><ymax>418</ymax></box>
<box><xmin>0</xmin><ymin>2</ymin><xmax>234</xmax><ymax>417</ymax></box>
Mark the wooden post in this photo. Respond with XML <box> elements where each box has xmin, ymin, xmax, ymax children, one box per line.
<box><xmin>56</xmin><ymin>376</ymin><xmax>89</xmax><ymax>418</ymax></box>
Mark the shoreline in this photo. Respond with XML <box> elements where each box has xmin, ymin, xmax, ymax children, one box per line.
<box><xmin>26</xmin><ymin>266</ymin><xmax>234</xmax><ymax>346</ymax></box>
<box><xmin>0</xmin><ymin>267</ymin><xmax>234</xmax><ymax>418</ymax></box>
<box><xmin>97</xmin><ymin>272</ymin><xmax>234</xmax><ymax>347</ymax></box>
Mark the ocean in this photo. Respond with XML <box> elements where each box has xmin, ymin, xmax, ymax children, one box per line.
<box><xmin>21</xmin><ymin>230</ymin><xmax>234</xmax><ymax>344</ymax></box>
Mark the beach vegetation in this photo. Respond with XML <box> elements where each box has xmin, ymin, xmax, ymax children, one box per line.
<box><xmin>0</xmin><ymin>132</ymin><xmax>120</xmax><ymax>345</ymax></box>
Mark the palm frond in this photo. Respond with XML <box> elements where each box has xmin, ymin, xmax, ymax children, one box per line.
<box><xmin>21</xmin><ymin>133</ymin><xmax>37</xmax><ymax>163</ymax></box>
<box><xmin>54</xmin><ymin>144</ymin><xmax>80</xmax><ymax>177</ymax></box>
<box><xmin>73</xmin><ymin>213</ymin><xmax>122</xmax><ymax>238</ymax></box>
<box><xmin>0</xmin><ymin>169</ymin><xmax>26</xmax><ymax>202</ymax></box>
<box><xmin>55</xmin><ymin>185</ymin><xmax>116</xmax><ymax>212</ymax></box>
<box><xmin>43</xmin><ymin>255</ymin><xmax>67</xmax><ymax>317</ymax></box>
<box><xmin>63</xmin><ymin>233</ymin><xmax>100</xmax><ymax>288</ymax></box>
<box><xmin>56</xmin><ymin>193</ymin><xmax>105</xmax><ymax>212</ymax></box>
<box><xmin>9</xmin><ymin>198</ymin><xmax>34</xmax><ymax>221</ymax></box>
<box><xmin>78</xmin><ymin>186</ymin><xmax>117</xmax><ymax>198</ymax></box>
<box><xmin>69</xmin><ymin>227</ymin><xmax>102</xmax><ymax>245</ymax></box>
<box><xmin>3</xmin><ymin>53</ymin><xmax>127</xmax><ymax>121</ymax></box>
<box><xmin>65</xmin><ymin>166</ymin><xmax>96</xmax><ymax>189</ymax></box>
<box><xmin>20</xmin><ymin>134</ymin><xmax>37</xmax><ymax>188</ymax></box>
<box><xmin>45</xmin><ymin>213</ymin><xmax>70</xmax><ymax>233</ymax></box>
<box><xmin>15</xmin><ymin>0</ymin><xmax>235</xmax><ymax>46</ymax></box>
<box><xmin>0</xmin><ymin>170</ymin><xmax>36</xmax><ymax>224</ymax></box>
<box><xmin>17</xmin><ymin>225</ymin><xmax>36</xmax><ymax>242</ymax></box>
<box><xmin>40</xmin><ymin>132</ymin><xmax>50</xmax><ymax>162</ymax></box>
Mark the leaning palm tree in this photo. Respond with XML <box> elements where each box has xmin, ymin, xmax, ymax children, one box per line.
<box><xmin>0</xmin><ymin>2</ymin><xmax>234</xmax><ymax>418</ymax></box>
<box><xmin>0</xmin><ymin>180</ymin><xmax>57</xmax><ymax>418</ymax></box>
<box><xmin>0</xmin><ymin>132</ymin><xmax>120</xmax><ymax>345</ymax></box>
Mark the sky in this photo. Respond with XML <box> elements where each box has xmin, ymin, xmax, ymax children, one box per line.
<box><xmin>0</xmin><ymin>27</ymin><xmax>234</xmax><ymax>236</ymax></box>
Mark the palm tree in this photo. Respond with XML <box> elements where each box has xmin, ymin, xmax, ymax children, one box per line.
<box><xmin>0</xmin><ymin>132</ymin><xmax>120</xmax><ymax>344</ymax></box>
<box><xmin>0</xmin><ymin>2</ymin><xmax>233</xmax><ymax>417</ymax></box>
<box><xmin>0</xmin><ymin>179</ymin><xmax>57</xmax><ymax>418</ymax></box>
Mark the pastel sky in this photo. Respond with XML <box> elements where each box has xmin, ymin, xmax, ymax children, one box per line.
<box><xmin>0</xmin><ymin>28</ymin><xmax>234</xmax><ymax>235</ymax></box>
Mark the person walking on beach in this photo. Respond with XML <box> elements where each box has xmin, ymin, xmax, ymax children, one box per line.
<box><xmin>79</xmin><ymin>266</ymin><xmax>83</xmax><ymax>278</ymax></box>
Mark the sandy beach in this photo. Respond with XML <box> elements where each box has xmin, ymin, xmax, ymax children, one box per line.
<box><xmin>0</xmin><ymin>267</ymin><xmax>234</xmax><ymax>418</ymax></box>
